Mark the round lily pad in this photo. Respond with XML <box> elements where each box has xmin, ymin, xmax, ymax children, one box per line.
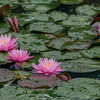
<box><xmin>59</xmin><ymin>0</ymin><xmax>84</xmax><ymax>5</ymax></box>
<box><xmin>75</xmin><ymin>4</ymin><xmax>100</xmax><ymax>17</ymax></box>
<box><xmin>45</xmin><ymin>37</ymin><xmax>77</xmax><ymax>50</ymax></box>
<box><xmin>12</xmin><ymin>70</ymin><xmax>31</xmax><ymax>79</ymax></box>
<box><xmin>57</xmin><ymin>15</ymin><xmax>93</xmax><ymax>27</ymax></box>
<box><xmin>68</xmin><ymin>27</ymin><xmax>97</xmax><ymax>40</ymax></box>
<box><xmin>0</xmin><ymin>84</ymin><xmax>57</xmax><ymax>99</ymax></box>
<box><xmin>61</xmin><ymin>51</ymin><xmax>82</xmax><ymax>60</ymax></box>
<box><xmin>0</xmin><ymin>68</ymin><xmax>16</xmax><ymax>85</ymax></box>
<box><xmin>40</xmin><ymin>50</ymin><xmax>62</xmax><ymax>61</ymax></box>
<box><xmin>0</xmin><ymin>52</ymin><xmax>12</xmax><ymax>64</ymax></box>
<box><xmin>60</xmin><ymin>57</ymin><xmax>100</xmax><ymax>73</ymax></box>
<box><xmin>26</xmin><ymin>22</ymin><xmax>65</xmax><ymax>34</ymax></box>
<box><xmin>54</xmin><ymin>78</ymin><xmax>100</xmax><ymax>99</ymax></box>
<box><xmin>10</xmin><ymin>32</ymin><xmax>50</xmax><ymax>52</ymax></box>
<box><xmin>80</xmin><ymin>46</ymin><xmax>100</xmax><ymax>59</ymax></box>
<box><xmin>0</xmin><ymin>28</ymin><xmax>9</xmax><ymax>34</ymax></box>
<box><xmin>22</xmin><ymin>1</ymin><xmax>59</xmax><ymax>12</ymax></box>
<box><xmin>17</xmin><ymin>74</ymin><xmax>61</xmax><ymax>90</ymax></box>
<box><xmin>48</xmin><ymin>10</ymin><xmax>68</xmax><ymax>22</ymax></box>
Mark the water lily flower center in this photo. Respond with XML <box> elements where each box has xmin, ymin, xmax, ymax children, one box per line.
<box><xmin>45</xmin><ymin>63</ymin><xmax>50</xmax><ymax>67</ymax></box>
<box><xmin>0</xmin><ymin>40</ymin><xmax>5</xmax><ymax>44</ymax></box>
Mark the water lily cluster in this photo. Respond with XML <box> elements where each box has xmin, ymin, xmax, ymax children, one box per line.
<box><xmin>0</xmin><ymin>16</ymin><xmax>65</xmax><ymax>76</ymax></box>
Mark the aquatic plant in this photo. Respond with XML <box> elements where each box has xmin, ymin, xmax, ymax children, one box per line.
<box><xmin>5</xmin><ymin>49</ymin><xmax>34</xmax><ymax>62</ymax></box>
<box><xmin>32</xmin><ymin>57</ymin><xmax>65</xmax><ymax>75</ymax></box>
<box><xmin>7</xmin><ymin>16</ymin><xmax>19</xmax><ymax>33</ymax></box>
<box><xmin>0</xmin><ymin>34</ymin><xmax>18</xmax><ymax>52</ymax></box>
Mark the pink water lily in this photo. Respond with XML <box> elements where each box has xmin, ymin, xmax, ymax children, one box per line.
<box><xmin>5</xmin><ymin>49</ymin><xmax>34</xmax><ymax>62</ymax></box>
<box><xmin>0</xmin><ymin>34</ymin><xmax>18</xmax><ymax>52</ymax></box>
<box><xmin>7</xmin><ymin>16</ymin><xmax>19</xmax><ymax>33</ymax></box>
<box><xmin>32</xmin><ymin>57</ymin><xmax>65</xmax><ymax>76</ymax></box>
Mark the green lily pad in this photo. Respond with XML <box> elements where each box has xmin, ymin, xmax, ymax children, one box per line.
<box><xmin>54</xmin><ymin>78</ymin><xmax>100</xmax><ymax>99</ymax></box>
<box><xmin>61</xmin><ymin>51</ymin><xmax>82</xmax><ymax>60</ymax></box>
<box><xmin>22</xmin><ymin>1</ymin><xmax>59</xmax><ymax>12</ymax></box>
<box><xmin>18</xmin><ymin>0</ymin><xmax>58</xmax><ymax>4</ymax></box>
<box><xmin>59</xmin><ymin>0</ymin><xmax>84</xmax><ymax>4</ymax></box>
<box><xmin>26</xmin><ymin>22</ymin><xmax>65</xmax><ymax>33</ymax></box>
<box><xmin>10</xmin><ymin>32</ymin><xmax>50</xmax><ymax>52</ymax></box>
<box><xmin>41</xmin><ymin>51</ymin><xmax>82</xmax><ymax>61</ymax></box>
<box><xmin>68</xmin><ymin>27</ymin><xmax>97</xmax><ymax>40</ymax></box>
<box><xmin>80</xmin><ymin>46</ymin><xmax>100</xmax><ymax>59</ymax></box>
<box><xmin>0</xmin><ymin>28</ymin><xmax>9</xmax><ymax>34</ymax></box>
<box><xmin>0</xmin><ymin>52</ymin><xmax>12</xmax><ymax>64</ymax></box>
<box><xmin>17</xmin><ymin>74</ymin><xmax>61</xmax><ymax>90</ymax></box>
<box><xmin>0</xmin><ymin>19</ymin><xmax>10</xmax><ymax>28</ymax></box>
<box><xmin>45</xmin><ymin>37</ymin><xmax>92</xmax><ymax>51</ymax></box>
<box><xmin>0</xmin><ymin>68</ymin><xmax>16</xmax><ymax>85</ymax></box>
<box><xmin>41</xmin><ymin>50</ymin><xmax>62</xmax><ymax>61</ymax></box>
<box><xmin>45</xmin><ymin>37</ymin><xmax>77</xmax><ymax>50</ymax></box>
<box><xmin>57</xmin><ymin>15</ymin><xmax>93</xmax><ymax>27</ymax></box>
<box><xmin>60</xmin><ymin>57</ymin><xmax>100</xmax><ymax>72</ymax></box>
<box><xmin>0</xmin><ymin>84</ymin><xmax>57</xmax><ymax>99</ymax></box>
<box><xmin>12</xmin><ymin>70</ymin><xmax>31</xmax><ymax>79</ymax></box>
<box><xmin>75</xmin><ymin>4</ymin><xmax>100</xmax><ymax>17</ymax></box>
<box><xmin>61</xmin><ymin>40</ymin><xmax>93</xmax><ymax>51</ymax></box>
<box><xmin>48</xmin><ymin>10</ymin><xmax>68</xmax><ymax>22</ymax></box>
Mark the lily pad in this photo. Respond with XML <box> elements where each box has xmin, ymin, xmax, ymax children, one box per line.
<box><xmin>61</xmin><ymin>51</ymin><xmax>82</xmax><ymax>60</ymax></box>
<box><xmin>12</xmin><ymin>70</ymin><xmax>31</xmax><ymax>79</ymax></box>
<box><xmin>54</xmin><ymin>78</ymin><xmax>100</xmax><ymax>99</ymax></box>
<box><xmin>59</xmin><ymin>0</ymin><xmax>84</xmax><ymax>5</ymax></box>
<box><xmin>17</xmin><ymin>74</ymin><xmax>61</xmax><ymax>90</ymax></box>
<box><xmin>0</xmin><ymin>68</ymin><xmax>16</xmax><ymax>85</ymax></box>
<box><xmin>48</xmin><ymin>10</ymin><xmax>68</xmax><ymax>22</ymax></box>
<box><xmin>57</xmin><ymin>15</ymin><xmax>93</xmax><ymax>27</ymax></box>
<box><xmin>22</xmin><ymin>1</ymin><xmax>59</xmax><ymax>12</ymax></box>
<box><xmin>0</xmin><ymin>4</ymin><xmax>11</xmax><ymax>18</ymax></box>
<box><xmin>60</xmin><ymin>57</ymin><xmax>100</xmax><ymax>72</ymax></box>
<box><xmin>45</xmin><ymin>37</ymin><xmax>77</xmax><ymax>50</ymax></box>
<box><xmin>26</xmin><ymin>22</ymin><xmax>65</xmax><ymax>33</ymax></box>
<box><xmin>0</xmin><ymin>52</ymin><xmax>12</xmax><ymax>64</ymax></box>
<box><xmin>80</xmin><ymin>46</ymin><xmax>100</xmax><ymax>59</ymax></box>
<box><xmin>10</xmin><ymin>32</ymin><xmax>50</xmax><ymax>52</ymax></box>
<box><xmin>0</xmin><ymin>28</ymin><xmax>9</xmax><ymax>34</ymax></box>
<box><xmin>68</xmin><ymin>27</ymin><xmax>97</xmax><ymax>40</ymax></box>
<box><xmin>61</xmin><ymin>40</ymin><xmax>93</xmax><ymax>51</ymax></box>
<box><xmin>75</xmin><ymin>4</ymin><xmax>100</xmax><ymax>17</ymax></box>
<box><xmin>40</xmin><ymin>50</ymin><xmax>62</xmax><ymax>61</ymax></box>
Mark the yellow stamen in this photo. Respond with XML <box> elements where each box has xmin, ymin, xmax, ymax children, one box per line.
<box><xmin>0</xmin><ymin>41</ymin><xmax>5</xmax><ymax>44</ymax></box>
<box><xmin>45</xmin><ymin>63</ymin><xmax>50</xmax><ymax>67</ymax></box>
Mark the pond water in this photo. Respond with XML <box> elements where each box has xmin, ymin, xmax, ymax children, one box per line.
<box><xmin>0</xmin><ymin>0</ymin><xmax>100</xmax><ymax>100</ymax></box>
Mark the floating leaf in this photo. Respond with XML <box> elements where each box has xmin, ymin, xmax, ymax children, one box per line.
<box><xmin>61</xmin><ymin>51</ymin><xmax>82</xmax><ymax>60</ymax></box>
<box><xmin>60</xmin><ymin>58</ymin><xmax>100</xmax><ymax>72</ymax></box>
<box><xmin>26</xmin><ymin>22</ymin><xmax>65</xmax><ymax>33</ymax></box>
<box><xmin>59</xmin><ymin>0</ymin><xmax>84</xmax><ymax>4</ymax></box>
<box><xmin>61</xmin><ymin>40</ymin><xmax>93</xmax><ymax>51</ymax></box>
<box><xmin>0</xmin><ymin>68</ymin><xmax>16</xmax><ymax>85</ymax></box>
<box><xmin>0</xmin><ymin>52</ymin><xmax>12</xmax><ymax>64</ymax></box>
<box><xmin>13</xmin><ymin>70</ymin><xmax>31</xmax><ymax>79</ymax></box>
<box><xmin>41</xmin><ymin>50</ymin><xmax>62</xmax><ymax>61</ymax></box>
<box><xmin>0</xmin><ymin>4</ymin><xmax>11</xmax><ymax>18</ymax></box>
<box><xmin>80</xmin><ymin>46</ymin><xmax>100</xmax><ymax>59</ymax></box>
<box><xmin>54</xmin><ymin>78</ymin><xmax>100</xmax><ymax>99</ymax></box>
<box><xmin>68</xmin><ymin>27</ymin><xmax>97</xmax><ymax>40</ymax></box>
<box><xmin>57</xmin><ymin>15</ymin><xmax>93</xmax><ymax>27</ymax></box>
<box><xmin>45</xmin><ymin>37</ymin><xmax>77</xmax><ymax>50</ymax></box>
<box><xmin>22</xmin><ymin>1</ymin><xmax>59</xmax><ymax>12</ymax></box>
<box><xmin>75</xmin><ymin>4</ymin><xmax>100</xmax><ymax>17</ymax></box>
<box><xmin>48</xmin><ymin>10</ymin><xmax>68</xmax><ymax>22</ymax></box>
<box><xmin>17</xmin><ymin>74</ymin><xmax>61</xmax><ymax>90</ymax></box>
